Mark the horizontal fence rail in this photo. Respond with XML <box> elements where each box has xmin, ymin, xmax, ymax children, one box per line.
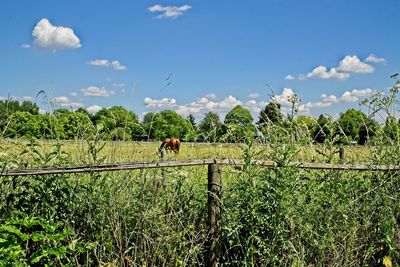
<box><xmin>1</xmin><ymin>159</ymin><xmax>400</xmax><ymax>176</ymax></box>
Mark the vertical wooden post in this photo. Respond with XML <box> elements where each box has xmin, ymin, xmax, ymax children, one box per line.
<box><xmin>207</xmin><ymin>162</ymin><xmax>221</xmax><ymax>267</ymax></box>
<box><xmin>159</xmin><ymin>148</ymin><xmax>168</xmax><ymax>212</ymax></box>
<box><xmin>339</xmin><ymin>147</ymin><xmax>345</xmax><ymax>162</ymax></box>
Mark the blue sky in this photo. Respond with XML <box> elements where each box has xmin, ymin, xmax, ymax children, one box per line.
<box><xmin>0</xmin><ymin>0</ymin><xmax>399</xmax><ymax>120</ymax></box>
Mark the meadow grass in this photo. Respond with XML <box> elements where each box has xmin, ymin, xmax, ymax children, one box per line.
<box><xmin>0</xmin><ymin>138</ymin><xmax>398</xmax><ymax>266</ymax></box>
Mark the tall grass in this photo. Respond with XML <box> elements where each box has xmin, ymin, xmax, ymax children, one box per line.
<box><xmin>1</xmin><ymin>79</ymin><xmax>400</xmax><ymax>266</ymax></box>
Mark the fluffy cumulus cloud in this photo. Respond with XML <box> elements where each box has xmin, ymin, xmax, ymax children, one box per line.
<box><xmin>336</xmin><ymin>55</ymin><xmax>374</xmax><ymax>73</ymax></box>
<box><xmin>143</xmin><ymin>94</ymin><xmax>243</xmax><ymax>117</ymax></box>
<box><xmin>148</xmin><ymin>4</ymin><xmax>192</xmax><ymax>19</ymax></box>
<box><xmin>303</xmin><ymin>55</ymin><xmax>376</xmax><ymax>81</ymax></box>
<box><xmin>340</xmin><ymin>88</ymin><xmax>373</xmax><ymax>103</ymax></box>
<box><xmin>271</xmin><ymin>88</ymin><xmax>296</xmax><ymax>106</ymax></box>
<box><xmin>86</xmin><ymin>59</ymin><xmax>127</xmax><ymax>71</ymax></box>
<box><xmin>365</xmin><ymin>54</ymin><xmax>386</xmax><ymax>64</ymax></box>
<box><xmin>307</xmin><ymin>66</ymin><xmax>350</xmax><ymax>80</ymax></box>
<box><xmin>32</xmin><ymin>18</ymin><xmax>81</xmax><ymax>50</ymax></box>
<box><xmin>320</xmin><ymin>94</ymin><xmax>338</xmax><ymax>103</ymax></box>
<box><xmin>22</xmin><ymin>96</ymin><xmax>34</xmax><ymax>101</ymax></box>
<box><xmin>81</xmin><ymin>86</ymin><xmax>115</xmax><ymax>97</ymax></box>
<box><xmin>340</xmin><ymin>91</ymin><xmax>359</xmax><ymax>103</ymax></box>
<box><xmin>248</xmin><ymin>92</ymin><xmax>260</xmax><ymax>99</ymax></box>
<box><xmin>51</xmin><ymin>96</ymin><xmax>83</xmax><ymax>109</ymax></box>
<box><xmin>284</xmin><ymin>74</ymin><xmax>295</xmax><ymax>80</ymax></box>
<box><xmin>86</xmin><ymin>105</ymin><xmax>103</xmax><ymax>113</ymax></box>
<box><xmin>244</xmin><ymin>99</ymin><xmax>266</xmax><ymax>113</ymax></box>
<box><xmin>205</xmin><ymin>93</ymin><xmax>217</xmax><ymax>99</ymax></box>
<box><xmin>144</xmin><ymin>97</ymin><xmax>177</xmax><ymax>108</ymax></box>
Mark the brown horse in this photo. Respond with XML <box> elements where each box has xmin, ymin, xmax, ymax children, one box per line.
<box><xmin>159</xmin><ymin>137</ymin><xmax>181</xmax><ymax>154</ymax></box>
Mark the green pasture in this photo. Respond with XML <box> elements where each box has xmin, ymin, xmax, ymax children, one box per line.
<box><xmin>0</xmin><ymin>138</ymin><xmax>399</xmax><ymax>266</ymax></box>
<box><xmin>0</xmin><ymin>139</ymin><xmax>374</xmax><ymax>167</ymax></box>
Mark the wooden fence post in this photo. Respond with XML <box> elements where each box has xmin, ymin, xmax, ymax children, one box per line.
<box><xmin>207</xmin><ymin>162</ymin><xmax>222</xmax><ymax>267</ymax></box>
<box><xmin>339</xmin><ymin>147</ymin><xmax>345</xmax><ymax>162</ymax></box>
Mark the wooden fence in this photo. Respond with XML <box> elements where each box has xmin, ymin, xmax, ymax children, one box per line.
<box><xmin>2</xmin><ymin>159</ymin><xmax>400</xmax><ymax>266</ymax></box>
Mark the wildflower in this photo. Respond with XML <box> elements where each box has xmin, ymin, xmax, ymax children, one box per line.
<box><xmin>383</xmin><ymin>256</ymin><xmax>392</xmax><ymax>267</ymax></box>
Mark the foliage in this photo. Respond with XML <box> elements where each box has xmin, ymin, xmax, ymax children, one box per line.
<box><xmin>257</xmin><ymin>101</ymin><xmax>283</xmax><ymax>126</ymax></box>
<box><xmin>198</xmin><ymin>112</ymin><xmax>223</xmax><ymax>142</ymax></box>
<box><xmin>0</xmin><ymin>211</ymin><xmax>89</xmax><ymax>266</ymax></box>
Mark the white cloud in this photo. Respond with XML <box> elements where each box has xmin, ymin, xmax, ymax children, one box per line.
<box><xmin>320</xmin><ymin>94</ymin><xmax>338</xmax><ymax>103</ymax></box>
<box><xmin>51</xmin><ymin>96</ymin><xmax>83</xmax><ymax>108</ymax></box>
<box><xmin>86</xmin><ymin>59</ymin><xmax>127</xmax><ymax>71</ymax></box>
<box><xmin>32</xmin><ymin>18</ymin><xmax>81</xmax><ymax>50</ymax></box>
<box><xmin>81</xmin><ymin>86</ymin><xmax>115</xmax><ymax>97</ymax></box>
<box><xmin>244</xmin><ymin>99</ymin><xmax>266</xmax><ymax>113</ymax></box>
<box><xmin>148</xmin><ymin>4</ymin><xmax>192</xmax><ymax>19</ymax></box>
<box><xmin>340</xmin><ymin>91</ymin><xmax>358</xmax><ymax>103</ymax></box>
<box><xmin>284</xmin><ymin>74</ymin><xmax>295</xmax><ymax>80</ymax></box>
<box><xmin>298</xmin><ymin>74</ymin><xmax>307</xmax><ymax>80</ymax></box>
<box><xmin>336</xmin><ymin>55</ymin><xmax>374</xmax><ymax>73</ymax></box>
<box><xmin>144</xmin><ymin>97</ymin><xmax>177</xmax><ymax>108</ymax></box>
<box><xmin>205</xmin><ymin>93</ymin><xmax>217</xmax><ymax>99</ymax></box>
<box><xmin>302</xmin><ymin>55</ymin><xmax>376</xmax><ymax>81</ymax></box>
<box><xmin>248</xmin><ymin>92</ymin><xmax>260</xmax><ymax>99</ymax></box>
<box><xmin>21</xmin><ymin>44</ymin><xmax>31</xmax><ymax>49</ymax></box>
<box><xmin>86</xmin><ymin>105</ymin><xmax>103</xmax><ymax>113</ymax></box>
<box><xmin>70</xmin><ymin>92</ymin><xmax>78</xmax><ymax>97</ymax></box>
<box><xmin>307</xmin><ymin>66</ymin><xmax>350</xmax><ymax>80</ymax></box>
<box><xmin>22</xmin><ymin>96</ymin><xmax>34</xmax><ymax>101</ymax></box>
<box><xmin>272</xmin><ymin>88</ymin><xmax>296</xmax><ymax>106</ymax></box>
<box><xmin>349</xmin><ymin>88</ymin><xmax>373</xmax><ymax>97</ymax></box>
<box><xmin>365</xmin><ymin>54</ymin><xmax>386</xmax><ymax>64</ymax></box>
<box><xmin>339</xmin><ymin>88</ymin><xmax>373</xmax><ymax>103</ymax></box>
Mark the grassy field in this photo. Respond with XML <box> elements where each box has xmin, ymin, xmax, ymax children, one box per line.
<box><xmin>0</xmin><ymin>138</ymin><xmax>374</xmax><ymax>167</ymax></box>
<box><xmin>1</xmin><ymin>138</ymin><xmax>399</xmax><ymax>266</ymax></box>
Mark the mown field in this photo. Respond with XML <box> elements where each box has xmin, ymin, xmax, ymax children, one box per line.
<box><xmin>0</xmin><ymin>138</ymin><xmax>399</xmax><ymax>266</ymax></box>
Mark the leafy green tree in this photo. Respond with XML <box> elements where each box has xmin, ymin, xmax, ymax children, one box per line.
<box><xmin>187</xmin><ymin>114</ymin><xmax>197</xmax><ymax>129</ymax></box>
<box><xmin>337</xmin><ymin>109</ymin><xmax>368</xmax><ymax>143</ymax></box>
<box><xmin>152</xmin><ymin>110</ymin><xmax>193</xmax><ymax>141</ymax></box>
<box><xmin>313</xmin><ymin>114</ymin><xmax>333</xmax><ymax>143</ymax></box>
<box><xmin>223</xmin><ymin>105</ymin><xmax>255</xmax><ymax>142</ymax></box>
<box><xmin>258</xmin><ymin>102</ymin><xmax>283</xmax><ymax>126</ymax></box>
<box><xmin>198</xmin><ymin>112</ymin><xmax>223</xmax><ymax>142</ymax></box>
<box><xmin>92</xmin><ymin>106</ymin><xmax>138</xmax><ymax>140</ymax></box>
<box><xmin>55</xmin><ymin>109</ymin><xmax>94</xmax><ymax>139</ymax></box>
<box><xmin>358</xmin><ymin>117</ymin><xmax>379</xmax><ymax>145</ymax></box>
<box><xmin>224</xmin><ymin>105</ymin><xmax>253</xmax><ymax>126</ymax></box>
<box><xmin>383</xmin><ymin>115</ymin><xmax>400</xmax><ymax>142</ymax></box>
<box><xmin>2</xmin><ymin>111</ymin><xmax>41</xmax><ymax>138</ymax></box>
<box><xmin>20</xmin><ymin>101</ymin><xmax>39</xmax><ymax>115</ymax></box>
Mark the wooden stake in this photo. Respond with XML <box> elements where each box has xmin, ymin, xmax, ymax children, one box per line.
<box><xmin>207</xmin><ymin>162</ymin><xmax>221</xmax><ymax>267</ymax></box>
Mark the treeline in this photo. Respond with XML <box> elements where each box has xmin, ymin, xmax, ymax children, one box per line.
<box><xmin>0</xmin><ymin>98</ymin><xmax>399</xmax><ymax>144</ymax></box>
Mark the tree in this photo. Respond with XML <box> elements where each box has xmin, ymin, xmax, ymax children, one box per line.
<box><xmin>92</xmin><ymin>106</ymin><xmax>138</xmax><ymax>140</ymax></box>
<box><xmin>224</xmin><ymin>105</ymin><xmax>253</xmax><ymax>126</ymax></box>
<box><xmin>20</xmin><ymin>101</ymin><xmax>39</xmax><ymax>115</ymax></box>
<box><xmin>337</xmin><ymin>109</ymin><xmax>368</xmax><ymax>143</ymax></box>
<box><xmin>2</xmin><ymin>111</ymin><xmax>41</xmax><ymax>138</ymax></box>
<box><xmin>383</xmin><ymin>115</ymin><xmax>399</xmax><ymax>142</ymax></box>
<box><xmin>187</xmin><ymin>114</ymin><xmax>196</xmax><ymax>129</ymax></box>
<box><xmin>358</xmin><ymin>117</ymin><xmax>379</xmax><ymax>145</ymax></box>
<box><xmin>258</xmin><ymin>102</ymin><xmax>283</xmax><ymax>126</ymax></box>
<box><xmin>313</xmin><ymin>114</ymin><xmax>333</xmax><ymax>143</ymax></box>
<box><xmin>198</xmin><ymin>112</ymin><xmax>223</xmax><ymax>142</ymax></box>
<box><xmin>223</xmin><ymin>105</ymin><xmax>255</xmax><ymax>142</ymax></box>
<box><xmin>151</xmin><ymin>110</ymin><xmax>193</xmax><ymax>141</ymax></box>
